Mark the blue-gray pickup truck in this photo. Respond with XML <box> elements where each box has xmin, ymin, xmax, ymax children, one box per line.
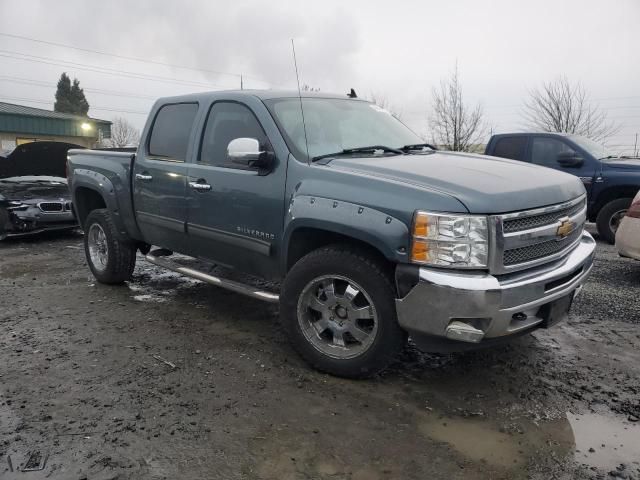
<box><xmin>67</xmin><ymin>90</ymin><xmax>596</xmax><ymax>378</ymax></box>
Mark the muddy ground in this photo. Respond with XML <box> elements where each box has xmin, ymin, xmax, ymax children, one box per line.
<box><xmin>1</xmin><ymin>227</ymin><xmax>639</xmax><ymax>480</ymax></box>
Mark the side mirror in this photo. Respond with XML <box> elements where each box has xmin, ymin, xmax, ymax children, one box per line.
<box><xmin>556</xmin><ymin>152</ymin><xmax>584</xmax><ymax>167</ymax></box>
<box><xmin>227</xmin><ymin>138</ymin><xmax>274</xmax><ymax>171</ymax></box>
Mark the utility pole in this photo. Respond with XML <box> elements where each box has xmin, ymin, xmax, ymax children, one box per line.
<box><xmin>240</xmin><ymin>75</ymin><xmax>243</xmax><ymax>90</ymax></box>
<box><xmin>634</xmin><ymin>133</ymin><xmax>638</xmax><ymax>157</ymax></box>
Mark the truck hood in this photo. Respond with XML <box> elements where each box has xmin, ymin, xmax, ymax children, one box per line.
<box><xmin>327</xmin><ymin>152</ymin><xmax>585</xmax><ymax>214</ymax></box>
<box><xmin>0</xmin><ymin>176</ymin><xmax>70</xmax><ymax>202</ymax></box>
<box><xmin>601</xmin><ymin>158</ymin><xmax>640</xmax><ymax>170</ymax></box>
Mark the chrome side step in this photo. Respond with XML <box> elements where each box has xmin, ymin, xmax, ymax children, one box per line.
<box><xmin>144</xmin><ymin>254</ymin><xmax>279</xmax><ymax>304</ymax></box>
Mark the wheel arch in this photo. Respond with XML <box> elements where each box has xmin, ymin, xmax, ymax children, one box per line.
<box><xmin>282</xmin><ymin>196</ymin><xmax>411</xmax><ymax>276</ymax></box>
<box><xmin>74</xmin><ymin>186</ymin><xmax>107</xmax><ymax>228</ymax></box>
<box><xmin>71</xmin><ymin>171</ymin><xmax>137</xmax><ymax>240</ymax></box>
<box><xmin>591</xmin><ymin>185</ymin><xmax>637</xmax><ymax>220</ymax></box>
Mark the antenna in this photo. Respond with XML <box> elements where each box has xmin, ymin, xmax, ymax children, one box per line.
<box><xmin>291</xmin><ymin>39</ymin><xmax>311</xmax><ymax>164</ymax></box>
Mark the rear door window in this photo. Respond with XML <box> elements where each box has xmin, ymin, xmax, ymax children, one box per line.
<box><xmin>148</xmin><ymin>103</ymin><xmax>198</xmax><ymax>161</ymax></box>
<box><xmin>492</xmin><ymin>136</ymin><xmax>528</xmax><ymax>161</ymax></box>
<box><xmin>531</xmin><ymin>138</ymin><xmax>576</xmax><ymax>168</ymax></box>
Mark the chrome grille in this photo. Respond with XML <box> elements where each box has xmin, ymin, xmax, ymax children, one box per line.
<box><xmin>490</xmin><ymin>196</ymin><xmax>587</xmax><ymax>274</ymax></box>
<box><xmin>504</xmin><ymin>227</ymin><xmax>582</xmax><ymax>265</ymax></box>
<box><xmin>503</xmin><ymin>198</ymin><xmax>586</xmax><ymax>233</ymax></box>
<box><xmin>38</xmin><ymin>202</ymin><xmax>64</xmax><ymax>212</ymax></box>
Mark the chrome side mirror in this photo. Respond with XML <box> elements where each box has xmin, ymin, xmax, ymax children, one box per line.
<box><xmin>227</xmin><ymin>137</ymin><xmax>262</xmax><ymax>164</ymax></box>
<box><xmin>227</xmin><ymin>138</ymin><xmax>274</xmax><ymax>171</ymax></box>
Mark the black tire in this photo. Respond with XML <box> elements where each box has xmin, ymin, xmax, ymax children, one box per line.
<box><xmin>280</xmin><ymin>245</ymin><xmax>407</xmax><ymax>379</ymax></box>
<box><xmin>596</xmin><ymin>198</ymin><xmax>631</xmax><ymax>244</ymax></box>
<box><xmin>83</xmin><ymin>209</ymin><xmax>136</xmax><ymax>284</ymax></box>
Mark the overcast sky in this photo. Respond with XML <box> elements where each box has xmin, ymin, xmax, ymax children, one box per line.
<box><xmin>0</xmin><ymin>0</ymin><xmax>638</xmax><ymax>151</ymax></box>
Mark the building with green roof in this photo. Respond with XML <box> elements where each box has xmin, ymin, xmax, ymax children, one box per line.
<box><xmin>0</xmin><ymin>101</ymin><xmax>111</xmax><ymax>151</ymax></box>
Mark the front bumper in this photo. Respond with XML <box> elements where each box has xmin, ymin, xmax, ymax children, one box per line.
<box><xmin>1</xmin><ymin>204</ymin><xmax>77</xmax><ymax>240</ymax></box>
<box><xmin>395</xmin><ymin>232</ymin><xmax>596</xmax><ymax>352</ymax></box>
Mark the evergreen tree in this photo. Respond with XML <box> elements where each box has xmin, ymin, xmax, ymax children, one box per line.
<box><xmin>70</xmin><ymin>78</ymin><xmax>89</xmax><ymax>115</ymax></box>
<box><xmin>54</xmin><ymin>73</ymin><xmax>73</xmax><ymax>113</ymax></box>
<box><xmin>54</xmin><ymin>73</ymin><xmax>90</xmax><ymax>115</ymax></box>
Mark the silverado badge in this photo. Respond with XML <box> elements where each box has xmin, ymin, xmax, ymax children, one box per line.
<box><xmin>556</xmin><ymin>218</ymin><xmax>574</xmax><ymax>239</ymax></box>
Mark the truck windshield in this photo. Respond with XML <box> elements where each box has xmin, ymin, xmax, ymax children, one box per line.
<box><xmin>265</xmin><ymin>98</ymin><xmax>422</xmax><ymax>161</ymax></box>
<box><xmin>568</xmin><ymin>135</ymin><xmax>617</xmax><ymax>160</ymax></box>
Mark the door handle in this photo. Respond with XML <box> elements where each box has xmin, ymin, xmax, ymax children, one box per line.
<box><xmin>135</xmin><ymin>173</ymin><xmax>153</xmax><ymax>181</ymax></box>
<box><xmin>189</xmin><ymin>181</ymin><xmax>212</xmax><ymax>191</ymax></box>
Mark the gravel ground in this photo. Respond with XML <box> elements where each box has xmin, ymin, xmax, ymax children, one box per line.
<box><xmin>0</xmin><ymin>227</ymin><xmax>639</xmax><ymax>480</ymax></box>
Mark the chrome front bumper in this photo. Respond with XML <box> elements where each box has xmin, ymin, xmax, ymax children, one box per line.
<box><xmin>395</xmin><ymin>232</ymin><xmax>596</xmax><ymax>351</ymax></box>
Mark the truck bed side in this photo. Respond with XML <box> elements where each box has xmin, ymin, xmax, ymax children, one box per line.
<box><xmin>67</xmin><ymin>149</ymin><xmax>143</xmax><ymax>241</ymax></box>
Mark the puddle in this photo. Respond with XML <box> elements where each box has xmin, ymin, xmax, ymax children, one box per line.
<box><xmin>127</xmin><ymin>271</ymin><xmax>200</xmax><ymax>303</ymax></box>
<box><xmin>132</xmin><ymin>294</ymin><xmax>168</xmax><ymax>303</ymax></box>
<box><xmin>418</xmin><ymin>411</ymin><xmax>575</xmax><ymax>470</ymax></box>
<box><xmin>420</xmin><ymin>416</ymin><xmax>525</xmax><ymax>468</ymax></box>
<box><xmin>568</xmin><ymin>412</ymin><xmax>640</xmax><ymax>470</ymax></box>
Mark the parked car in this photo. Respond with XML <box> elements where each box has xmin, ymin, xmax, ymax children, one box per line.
<box><xmin>485</xmin><ymin>132</ymin><xmax>640</xmax><ymax>243</ymax></box>
<box><xmin>0</xmin><ymin>141</ymin><xmax>80</xmax><ymax>240</ymax></box>
<box><xmin>68</xmin><ymin>91</ymin><xmax>595</xmax><ymax>378</ymax></box>
<box><xmin>616</xmin><ymin>189</ymin><xmax>640</xmax><ymax>260</ymax></box>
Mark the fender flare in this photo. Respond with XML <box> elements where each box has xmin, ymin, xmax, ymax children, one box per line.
<box><xmin>282</xmin><ymin>195</ymin><xmax>410</xmax><ymax>269</ymax></box>
<box><xmin>71</xmin><ymin>169</ymin><xmax>129</xmax><ymax>239</ymax></box>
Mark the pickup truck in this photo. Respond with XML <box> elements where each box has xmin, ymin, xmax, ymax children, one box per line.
<box><xmin>485</xmin><ymin>132</ymin><xmax>640</xmax><ymax>243</ymax></box>
<box><xmin>67</xmin><ymin>90</ymin><xmax>595</xmax><ymax>378</ymax></box>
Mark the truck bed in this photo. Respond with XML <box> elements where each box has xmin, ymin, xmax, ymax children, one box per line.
<box><xmin>67</xmin><ymin>149</ymin><xmax>141</xmax><ymax>240</ymax></box>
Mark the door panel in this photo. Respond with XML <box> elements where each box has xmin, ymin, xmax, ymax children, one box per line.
<box><xmin>186</xmin><ymin>101</ymin><xmax>286</xmax><ymax>278</ymax></box>
<box><xmin>529</xmin><ymin>137</ymin><xmax>597</xmax><ymax>196</ymax></box>
<box><xmin>133</xmin><ymin>102</ymin><xmax>199</xmax><ymax>251</ymax></box>
<box><xmin>133</xmin><ymin>159</ymin><xmax>189</xmax><ymax>249</ymax></box>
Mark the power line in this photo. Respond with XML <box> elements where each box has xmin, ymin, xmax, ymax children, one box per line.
<box><xmin>0</xmin><ymin>96</ymin><xmax>149</xmax><ymax>115</ymax></box>
<box><xmin>0</xmin><ymin>50</ymin><xmax>234</xmax><ymax>89</ymax></box>
<box><xmin>0</xmin><ymin>31</ymin><xmax>272</xmax><ymax>85</ymax></box>
<box><xmin>0</xmin><ymin>75</ymin><xmax>159</xmax><ymax>100</ymax></box>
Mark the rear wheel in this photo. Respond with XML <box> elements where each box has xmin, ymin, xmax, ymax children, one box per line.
<box><xmin>596</xmin><ymin>198</ymin><xmax>631</xmax><ymax>244</ymax></box>
<box><xmin>84</xmin><ymin>209</ymin><xmax>136</xmax><ymax>284</ymax></box>
<box><xmin>280</xmin><ymin>245</ymin><xmax>407</xmax><ymax>378</ymax></box>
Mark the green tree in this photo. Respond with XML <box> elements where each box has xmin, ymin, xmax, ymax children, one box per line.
<box><xmin>54</xmin><ymin>73</ymin><xmax>89</xmax><ymax>115</ymax></box>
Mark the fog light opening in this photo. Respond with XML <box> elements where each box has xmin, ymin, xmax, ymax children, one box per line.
<box><xmin>512</xmin><ymin>312</ymin><xmax>528</xmax><ymax>322</ymax></box>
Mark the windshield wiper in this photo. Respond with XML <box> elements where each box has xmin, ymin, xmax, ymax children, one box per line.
<box><xmin>312</xmin><ymin>145</ymin><xmax>404</xmax><ymax>162</ymax></box>
<box><xmin>399</xmin><ymin>143</ymin><xmax>437</xmax><ymax>152</ymax></box>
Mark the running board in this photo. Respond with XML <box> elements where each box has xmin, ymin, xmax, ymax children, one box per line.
<box><xmin>145</xmin><ymin>254</ymin><xmax>279</xmax><ymax>304</ymax></box>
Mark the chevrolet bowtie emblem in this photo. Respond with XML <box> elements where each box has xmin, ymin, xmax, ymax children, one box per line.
<box><xmin>556</xmin><ymin>218</ymin><xmax>574</xmax><ymax>238</ymax></box>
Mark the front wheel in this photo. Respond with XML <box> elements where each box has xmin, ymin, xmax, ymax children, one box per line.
<box><xmin>280</xmin><ymin>245</ymin><xmax>407</xmax><ymax>378</ymax></box>
<box><xmin>596</xmin><ymin>198</ymin><xmax>631</xmax><ymax>244</ymax></box>
<box><xmin>84</xmin><ymin>209</ymin><xmax>136</xmax><ymax>284</ymax></box>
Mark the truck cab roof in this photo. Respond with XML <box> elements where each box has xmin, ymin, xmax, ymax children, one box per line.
<box><xmin>153</xmin><ymin>89</ymin><xmax>367</xmax><ymax>105</ymax></box>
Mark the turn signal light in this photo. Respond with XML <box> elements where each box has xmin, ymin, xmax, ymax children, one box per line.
<box><xmin>411</xmin><ymin>240</ymin><xmax>429</xmax><ymax>262</ymax></box>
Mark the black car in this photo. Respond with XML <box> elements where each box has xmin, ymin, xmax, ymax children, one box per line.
<box><xmin>0</xmin><ymin>141</ymin><xmax>82</xmax><ymax>240</ymax></box>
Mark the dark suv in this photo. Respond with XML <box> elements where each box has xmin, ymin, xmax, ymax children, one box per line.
<box><xmin>485</xmin><ymin>133</ymin><xmax>640</xmax><ymax>243</ymax></box>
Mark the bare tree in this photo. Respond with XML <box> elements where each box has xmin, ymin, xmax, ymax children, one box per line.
<box><xmin>301</xmin><ymin>84</ymin><xmax>320</xmax><ymax>92</ymax></box>
<box><xmin>104</xmin><ymin>117</ymin><xmax>140</xmax><ymax>148</ymax></box>
<box><xmin>523</xmin><ymin>76</ymin><xmax>619</xmax><ymax>142</ymax></box>
<box><xmin>368</xmin><ymin>93</ymin><xmax>403</xmax><ymax>120</ymax></box>
<box><xmin>428</xmin><ymin>65</ymin><xmax>488</xmax><ymax>152</ymax></box>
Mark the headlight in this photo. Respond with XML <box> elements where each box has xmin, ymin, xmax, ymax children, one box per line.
<box><xmin>411</xmin><ymin>211</ymin><xmax>489</xmax><ymax>268</ymax></box>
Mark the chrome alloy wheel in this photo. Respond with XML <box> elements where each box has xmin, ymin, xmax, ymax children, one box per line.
<box><xmin>87</xmin><ymin>223</ymin><xmax>109</xmax><ymax>272</ymax></box>
<box><xmin>297</xmin><ymin>275</ymin><xmax>379</xmax><ymax>359</ymax></box>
